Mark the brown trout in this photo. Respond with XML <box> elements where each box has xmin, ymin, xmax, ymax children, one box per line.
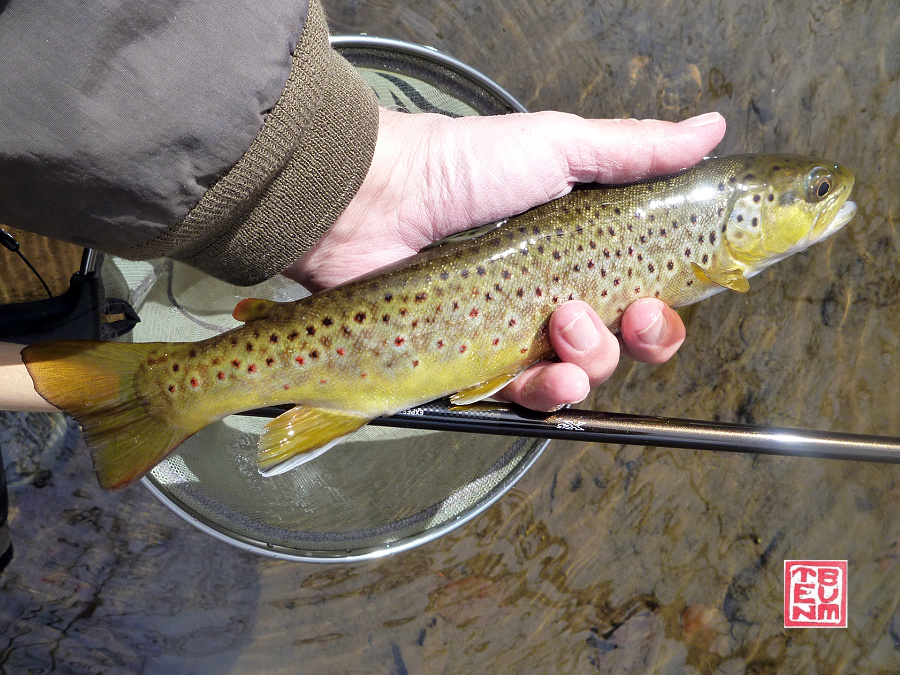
<box><xmin>22</xmin><ymin>154</ymin><xmax>856</xmax><ymax>490</ymax></box>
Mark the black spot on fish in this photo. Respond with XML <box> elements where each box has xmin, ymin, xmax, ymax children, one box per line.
<box><xmin>685</xmin><ymin>248</ymin><xmax>692</xmax><ymax>257</ymax></box>
<box><xmin>737</xmin><ymin>215</ymin><xmax>744</xmax><ymax>222</ymax></box>
<box><xmin>246</xmin><ymin>342</ymin><xmax>254</xmax><ymax>352</ymax></box>
<box><xmin>648</xmin><ymin>263</ymin><xmax>655</xmax><ymax>273</ymax></box>
<box><xmin>485</xmin><ymin>292</ymin><xmax>493</xmax><ymax>300</ymax></box>
<box><xmin>698</xmin><ymin>234</ymin><xmax>705</xmax><ymax>243</ymax></box>
<box><xmin>710</xmin><ymin>232</ymin><xmax>716</xmax><ymax>244</ymax></box>
<box><xmin>502</xmin><ymin>269</ymin><xmax>511</xmax><ymax>279</ymax></box>
<box><xmin>355</xmin><ymin>312</ymin><xmax>367</xmax><ymax>323</ymax></box>
<box><xmin>508</xmin><ymin>319</ymin><xmax>517</xmax><ymax>326</ymax></box>
<box><xmin>382</xmin><ymin>314</ymin><xmax>390</xmax><ymax>322</ymax></box>
<box><xmin>667</xmin><ymin>261</ymin><xmax>674</xmax><ymax>271</ymax></box>
<box><xmin>270</xmin><ymin>333</ymin><xmax>279</xmax><ymax>343</ymax></box>
<box><xmin>288</xmin><ymin>331</ymin><xmax>299</xmax><ymax>341</ymax></box>
<box><xmin>589</xmin><ymin>240</ymin><xmax>597</xmax><ymax>249</ymax></box>
<box><xmin>661</xmin><ymin>228</ymin><xmax>667</xmax><ymax>236</ymax></box>
<box><xmin>415</xmin><ymin>292</ymin><xmax>427</xmax><ymax>302</ymax></box>
<box><xmin>614</xmin><ymin>207</ymin><xmax>621</xmax><ymax>215</ymax></box>
<box><xmin>577</xmin><ymin>244</ymin><xmax>584</xmax><ymax>252</ymax></box>
<box><xmin>608</xmin><ymin>226</ymin><xmax>616</xmax><ymax>236</ymax></box>
<box><xmin>538</xmin><ymin>245</ymin><xmax>545</xmax><ymax>254</ymax></box>
<box><xmin>588</xmin><ymin>260</ymin><xmax>595</xmax><ymax>269</ymax></box>
<box><xmin>614</xmin><ymin>278</ymin><xmax>620</xmax><ymax>286</ymax></box>
<box><xmin>536</xmin><ymin>287</ymin><xmax>543</xmax><ymax>296</ymax></box>
<box><xmin>516</xmin><ymin>288</ymin><xmax>524</xmax><ymax>297</ymax></box>
<box><xmin>384</xmin><ymin>293</ymin><xmax>393</xmax><ymax>302</ymax></box>
<box><xmin>477</xmin><ymin>267</ymin><xmax>486</xmax><ymax>276</ymax></box>
<box><xmin>461</xmin><ymin>269</ymin><xmax>470</xmax><ymax>278</ymax></box>
<box><xmin>310</xmin><ymin>350</ymin><xmax>319</xmax><ymax>359</ymax></box>
<box><xmin>306</xmin><ymin>326</ymin><xmax>316</xmax><ymax>336</ymax></box>
<box><xmin>232</xmin><ymin>359</ymin><xmax>240</xmax><ymax>368</ymax></box>
<box><xmin>342</xmin><ymin>326</ymin><xmax>352</xmax><ymax>336</ymax></box>
<box><xmin>722</xmin><ymin>222</ymin><xmax>728</xmax><ymax>233</ymax></box>
<box><xmin>601</xmin><ymin>268</ymin><xmax>607</xmax><ymax>277</ymax></box>
<box><xmin>752</xmin><ymin>217</ymin><xmax>759</xmax><ymax>227</ymax></box>
<box><xmin>552</xmin><ymin>250</ymin><xmax>561</xmax><ymax>259</ymax></box>
<box><xmin>702</xmin><ymin>254</ymin><xmax>709</xmax><ymax>264</ymax></box>
<box><xmin>172</xmin><ymin>363</ymin><xmax>179</xmax><ymax>372</ymax></box>
<box><xmin>322</xmin><ymin>317</ymin><xmax>333</xmax><ymax>326</ymax></box>
<box><xmin>552</xmin><ymin>275</ymin><xmax>560</xmax><ymax>283</ymax></box>
<box><xmin>440</xmin><ymin>271</ymin><xmax>449</xmax><ymax>280</ymax></box>
<box><xmin>690</xmin><ymin>214</ymin><xmax>698</xmax><ymax>224</ymax></box>
<box><xmin>573</xmin><ymin>264</ymin><xmax>580</xmax><ymax>272</ymax></box>
<box><xmin>266</xmin><ymin>357</ymin><xmax>274</xmax><ymax>366</ymax></box>
<box><xmin>718</xmin><ymin>182</ymin><xmax>726</xmax><ymax>191</ymax></box>
<box><xmin>452</xmin><ymin>302</ymin><xmax>459</xmax><ymax>311</ymax></box>
<box><xmin>767</xmin><ymin>193</ymin><xmax>775</xmax><ymax>202</ymax></box>
<box><xmin>753</xmin><ymin>194</ymin><xmax>762</xmax><ymax>203</ymax></box>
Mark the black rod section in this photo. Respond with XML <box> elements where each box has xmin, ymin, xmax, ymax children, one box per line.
<box><xmin>241</xmin><ymin>399</ymin><xmax>900</xmax><ymax>465</ymax></box>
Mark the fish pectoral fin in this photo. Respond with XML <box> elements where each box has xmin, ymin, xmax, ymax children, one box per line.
<box><xmin>257</xmin><ymin>406</ymin><xmax>371</xmax><ymax>476</ymax></box>
<box><xmin>690</xmin><ymin>263</ymin><xmax>750</xmax><ymax>293</ymax></box>
<box><xmin>450</xmin><ymin>373</ymin><xmax>518</xmax><ymax>406</ymax></box>
<box><xmin>232</xmin><ymin>298</ymin><xmax>278</xmax><ymax>322</ymax></box>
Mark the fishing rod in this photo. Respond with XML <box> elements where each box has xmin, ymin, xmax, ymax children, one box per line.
<box><xmin>246</xmin><ymin>399</ymin><xmax>900</xmax><ymax>464</ymax></box>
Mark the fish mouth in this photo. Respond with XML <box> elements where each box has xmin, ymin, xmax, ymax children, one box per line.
<box><xmin>812</xmin><ymin>198</ymin><xmax>857</xmax><ymax>244</ymax></box>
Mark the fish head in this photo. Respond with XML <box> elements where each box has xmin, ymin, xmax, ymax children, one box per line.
<box><xmin>721</xmin><ymin>155</ymin><xmax>856</xmax><ymax>270</ymax></box>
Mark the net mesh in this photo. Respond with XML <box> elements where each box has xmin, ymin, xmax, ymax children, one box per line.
<box><xmin>101</xmin><ymin>40</ymin><xmax>543</xmax><ymax>559</ymax></box>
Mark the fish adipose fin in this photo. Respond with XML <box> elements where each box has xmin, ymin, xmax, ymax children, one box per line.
<box><xmin>232</xmin><ymin>298</ymin><xmax>278</xmax><ymax>322</ymax></box>
<box><xmin>21</xmin><ymin>341</ymin><xmax>207</xmax><ymax>490</ymax></box>
<box><xmin>257</xmin><ymin>406</ymin><xmax>371</xmax><ymax>476</ymax></box>
<box><xmin>450</xmin><ymin>373</ymin><xmax>518</xmax><ymax>406</ymax></box>
<box><xmin>690</xmin><ymin>263</ymin><xmax>750</xmax><ymax>293</ymax></box>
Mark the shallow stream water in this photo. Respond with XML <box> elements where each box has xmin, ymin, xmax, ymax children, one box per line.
<box><xmin>3</xmin><ymin>1</ymin><xmax>899</xmax><ymax>672</ymax></box>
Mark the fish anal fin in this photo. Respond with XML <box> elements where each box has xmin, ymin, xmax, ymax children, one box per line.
<box><xmin>690</xmin><ymin>263</ymin><xmax>750</xmax><ymax>293</ymax></box>
<box><xmin>450</xmin><ymin>373</ymin><xmax>518</xmax><ymax>406</ymax></box>
<box><xmin>257</xmin><ymin>406</ymin><xmax>371</xmax><ymax>476</ymax></box>
<box><xmin>233</xmin><ymin>298</ymin><xmax>278</xmax><ymax>322</ymax></box>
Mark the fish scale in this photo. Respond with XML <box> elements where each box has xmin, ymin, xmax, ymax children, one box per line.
<box><xmin>21</xmin><ymin>154</ymin><xmax>857</xmax><ymax>489</ymax></box>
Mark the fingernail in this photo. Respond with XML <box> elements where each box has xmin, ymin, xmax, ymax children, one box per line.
<box><xmin>678</xmin><ymin>112</ymin><xmax>722</xmax><ymax>127</ymax></box>
<box><xmin>635</xmin><ymin>306</ymin><xmax>665</xmax><ymax>345</ymax></box>
<box><xmin>560</xmin><ymin>309</ymin><xmax>598</xmax><ymax>352</ymax></box>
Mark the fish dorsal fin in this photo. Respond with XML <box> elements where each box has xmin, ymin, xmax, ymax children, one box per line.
<box><xmin>690</xmin><ymin>263</ymin><xmax>750</xmax><ymax>293</ymax></box>
<box><xmin>257</xmin><ymin>406</ymin><xmax>371</xmax><ymax>476</ymax></box>
<box><xmin>450</xmin><ymin>373</ymin><xmax>518</xmax><ymax>406</ymax></box>
<box><xmin>233</xmin><ymin>298</ymin><xmax>277</xmax><ymax>322</ymax></box>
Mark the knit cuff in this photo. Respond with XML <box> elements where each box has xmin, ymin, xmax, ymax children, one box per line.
<box><xmin>115</xmin><ymin>0</ymin><xmax>379</xmax><ymax>286</ymax></box>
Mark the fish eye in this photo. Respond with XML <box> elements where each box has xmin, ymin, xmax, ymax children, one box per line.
<box><xmin>806</xmin><ymin>168</ymin><xmax>833</xmax><ymax>202</ymax></box>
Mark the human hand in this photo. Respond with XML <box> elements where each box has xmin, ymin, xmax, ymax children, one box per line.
<box><xmin>283</xmin><ymin>107</ymin><xmax>725</xmax><ymax>410</ymax></box>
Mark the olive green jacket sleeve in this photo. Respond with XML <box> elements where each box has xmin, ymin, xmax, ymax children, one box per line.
<box><xmin>116</xmin><ymin>1</ymin><xmax>379</xmax><ymax>285</ymax></box>
<box><xmin>0</xmin><ymin>0</ymin><xmax>378</xmax><ymax>286</ymax></box>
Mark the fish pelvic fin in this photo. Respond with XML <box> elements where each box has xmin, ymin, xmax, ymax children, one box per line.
<box><xmin>257</xmin><ymin>406</ymin><xmax>371</xmax><ymax>476</ymax></box>
<box><xmin>450</xmin><ymin>373</ymin><xmax>518</xmax><ymax>405</ymax></box>
<box><xmin>21</xmin><ymin>340</ymin><xmax>205</xmax><ymax>490</ymax></box>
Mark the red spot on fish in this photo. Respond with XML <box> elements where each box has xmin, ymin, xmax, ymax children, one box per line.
<box><xmin>248</xmin><ymin>364</ymin><xmax>257</xmax><ymax>373</ymax></box>
<box><xmin>492</xmin><ymin>338</ymin><xmax>499</xmax><ymax>346</ymax></box>
<box><xmin>168</xmin><ymin>385</ymin><xmax>175</xmax><ymax>393</ymax></box>
<box><xmin>460</xmin><ymin>345</ymin><xmax>467</xmax><ymax>353</ymax></box>
<box><xmin>470</xmin><ymin>308</ymin><xmax>479</xmax><ymax>317</ymax></box>
<box><xmin>337</xmin><ymin>348</ymin><xmax>345</xmax><ymax>355</ymax></box>
<box><xmin>395</xmin><ymin>337</ymin><xmax>405</xmax><ymax>346</ymax></box>
<box><xmin>295</xmin><ymin>356</ymin><xmax>305</xmax><ymax>365</ymax></box>
<box><xmin>190</xmin><ymin>378</ymin><xmax>198</xmax><ymax>388</ymax></box>
<box><xmin>437</xmin><ymin>340</ymin><xmax>445</xmax><ymax>349</ymax></box>
<box><xmin>535</xmin><ymin>287</ymin><xmax>543</xmax><ymax>296</ymax></box>
<box><xmin>509</xmin><ymin>319</ymin><xmax>516</xmax><ymax>327</ymax></box>
<box><xmin>284</xmin><ymin>384</ymin><xmax>290</xmax><ymax>390</ymax></box>
<box><xmin>520</xmin><ymin>348</ymin><xmax>528</xmax><ymax>353</ymax></box>
<box><xmin>360</xmin><ymin>373</ymin><xmax>367</xmax><ymax>378</ymax></box>
<box><xmin>413</xmin><ymin>360</ymin><xmax>419</xmax><ymax>367</ymax></box>
<box><xmin>217</xmin><ymin>371</ymin><xmax>225</xmax><ymax>380</ymax></box>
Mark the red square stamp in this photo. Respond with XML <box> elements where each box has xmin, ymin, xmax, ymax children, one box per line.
<box><xmin>784</xmin><ymin>560</ymin><xmax>847</xmax><ymax>628</ymax></box>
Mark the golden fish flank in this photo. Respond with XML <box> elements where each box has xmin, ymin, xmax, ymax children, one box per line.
<box><xmin>22</xmin><ymin>154</ymin><xmax>856</xmax><ymax>490</ymax></box>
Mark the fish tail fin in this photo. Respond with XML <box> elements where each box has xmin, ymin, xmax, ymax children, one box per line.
<box><xmin>21</xmin><ymin>340</ymin><xmax>201</xmax><ymax>490</ymax></box>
